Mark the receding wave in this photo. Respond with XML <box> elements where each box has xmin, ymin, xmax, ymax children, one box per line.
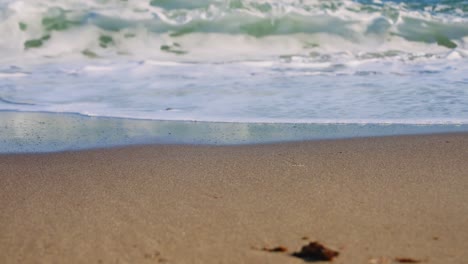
<box><xmin>0</xmin><ymin>97</ymin><xmax>35</xmax><ymax>106</ymax></box>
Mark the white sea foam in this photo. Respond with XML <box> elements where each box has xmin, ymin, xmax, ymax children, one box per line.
<box><xmin>0</xmin><ymin>57</ymin><xmax>467</xmax><ymax>124</ymax></box>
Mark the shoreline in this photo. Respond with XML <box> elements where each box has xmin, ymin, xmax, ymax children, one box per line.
<box><xmin>2</xmin><ymin>111</ymin><xmax>468</xmax><ymax>153</ymax></box>
<box><xmin>1</xmin><ymin>133</ymin><xmax>467</xmax><ymax>263</ymax></box>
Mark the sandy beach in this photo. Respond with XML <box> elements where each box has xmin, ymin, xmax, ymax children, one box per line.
<box><xmin>1</xmin><ymin>133</ymin><xmax>467</xmax><ymax>264</ymax></box>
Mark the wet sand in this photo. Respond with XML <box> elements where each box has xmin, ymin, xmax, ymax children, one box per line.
<box><xmin>1</xmin><ymin>134</ymin><xmax>467</xmax><ymax>263</ymax></box>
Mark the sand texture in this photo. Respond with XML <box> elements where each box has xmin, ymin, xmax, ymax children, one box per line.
<box><xmin>1</xmin><ymin>134</ymin><xmax>468</xmax><ymax>264</ymax></box>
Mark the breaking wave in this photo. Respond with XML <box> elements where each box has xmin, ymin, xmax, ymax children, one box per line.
<box><xmin>0</xmin><ymin>0</ymin><xmax>467</xmax><ymax>62</ymax></box>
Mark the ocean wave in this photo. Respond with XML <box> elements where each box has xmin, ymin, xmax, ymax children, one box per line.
<box><xmin>0</xmin><ymin>0</ymin><xmax>467</xmax><ymax>62</ymax></box>
<box><xmin>1</xmin><ymin>1</ymin><xmax>468</xmax><ymax>125</ymax></box>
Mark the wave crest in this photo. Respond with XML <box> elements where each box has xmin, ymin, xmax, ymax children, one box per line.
<box><xmin>0</xmin><ymin>0</ymin><xmax>467</xmax><ymax>62</ymax></box>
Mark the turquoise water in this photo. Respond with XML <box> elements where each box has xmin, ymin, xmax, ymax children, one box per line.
<box><xmin>0</xmin><ymin>0</ymin><xmax>468</xmax><ymax>151</ymax></box>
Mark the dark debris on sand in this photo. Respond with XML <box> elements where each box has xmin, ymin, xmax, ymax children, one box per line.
<box><xmin>394</xmin><ymin>257</ymin><xmax>422</xmax><ymax>263</ymax></box>
<box><xmin>292</xmin><ymin>241</ymin><xmax>339</xmax><ymax>262</ymax></box>
<box><xmin>262</xmin><ymin>246</ymin><xmax>288</xmax><ymax>253</ymax></box>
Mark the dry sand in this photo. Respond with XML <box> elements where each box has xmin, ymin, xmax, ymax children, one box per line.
<box><xmin>1</xmin><ymin>134</ymin><xmax>467</xmax><ymax>264</ymax></box>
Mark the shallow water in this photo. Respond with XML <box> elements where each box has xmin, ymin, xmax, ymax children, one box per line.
<box><xmin>1</xmin><ymin>112</ymin><xmax>468</xmax><ymax>153</ymax></box>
